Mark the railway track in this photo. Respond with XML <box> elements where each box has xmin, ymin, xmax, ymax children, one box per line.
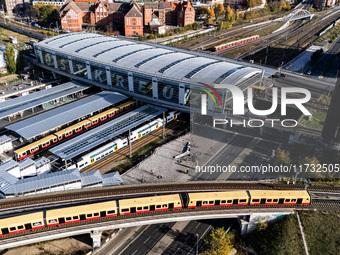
<box><xmin>0</xmin><ymin>199</ymin><xmax>339</xmax><ymax>241</ymax></box>
<box><xmin>80</xmin><ymin>120</ymin><xmax>182</xmax><ymax>173</ymax></box>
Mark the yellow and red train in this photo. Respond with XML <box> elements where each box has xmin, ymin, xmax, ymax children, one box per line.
<box><xmin>0</xmin><ymin>190</ymin><xmax>310</xmax><ymax>236</ymax></box>
<box><xmin>213</xmin><ymin>35</ymin><xmax>260</xmax><ymax>51</ymax></box>
<box><xmin>14</xmin><ymin>100</ymin><xmax>136</xmax><ymax>161</ymax></box>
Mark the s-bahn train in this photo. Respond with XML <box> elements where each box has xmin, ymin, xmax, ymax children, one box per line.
<box><xmin>213</xmin><ymin>35</ymin><xmax>260</xmax><ymax>51</ymax></box>
<box><xmin>0</xmin><ymin>190</ymin><xmax>310</xmax><ymax>236</ymax></box>
<box><xmin>71</xmin><ymin>111</ymin><xmax>180</xmax><ymax>170</ymax></box>
<box><xmin>14</xmin><ymin>100</ymin><xmax>136</xmax><ymax>161</ymax></box>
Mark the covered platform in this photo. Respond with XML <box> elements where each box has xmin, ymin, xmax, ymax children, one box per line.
<box><xmin>50</xmin><ymin>104</ymin><xmax>166</xmax><ymax>161</ymax></box>
<box><xmin>6</xmin><ymin>91</ymin><xmax>127</xmax><ymax>140</ymax></box>
<box><xmin>0</xmin><ymin>81</ymin><xmax>90</xmax><ymax>121</ymax></box>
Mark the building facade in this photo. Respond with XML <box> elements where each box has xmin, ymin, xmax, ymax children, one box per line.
<box><xmin>313</xmin><ymin>0</ymin><xmax>336</xmax><ymax>9</ymax></box>
<box><xmin>144</xmin><ymin>1</ymin><xmax>195</xmax><ymax>27</ymax></box>
<box><xmin>60</xmin><ymin>0</ymin><xmax>143</xmax><ymax>36</ymax></box>
<box><xmin>0</xmin><ymin>0</ymin><xmax>30</xmax><ymax>15</ymax></box>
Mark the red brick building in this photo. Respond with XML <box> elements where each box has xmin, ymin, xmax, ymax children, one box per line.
<box><xmin>144</xmin><ymin>1</ymin><xmax>195</xmax><ymax>27</ymax></box>
<box><xmin>60</xmin><ymin>0</ymin><xmax>143</xmax><ymax>36</ymax></box>
<box><xmin>60</xmin><ymin>0</ymin><xmax>195</xmax><ymax>35</ymax></box>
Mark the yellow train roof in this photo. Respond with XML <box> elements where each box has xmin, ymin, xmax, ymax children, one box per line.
<box><xmin>248</xmin><ymin>190</ymin><xmax>310</xmax><ymax>199</ymax></box>
<box><xmin>188</xmin><ymin>191</ymin><xmax>249</xmax><ymax>200</ymax></box>
<box><xmin>119</xmin><ymin>194</ymin><xmax>181</xmax><ymax>207</ymax></box>
<box><xmin>0</xmin><ymin>212</ymin><xmax>43</xmax><ymax>227</ymax></box>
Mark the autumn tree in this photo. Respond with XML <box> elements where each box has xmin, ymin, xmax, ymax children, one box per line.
<box><xmin>197</xmin><ymin>6</ymin><xmax>209</xmax><ymax>17</ymax></box>
<box><xmin>207</xmin><ymin>8</ymin><xmax>215</xmax><ymax>24</ymax></box>
<box><xmin>213</xmin><ymin>3</ymin><xmax>225</xmax><ymax>20</ymax></box>
<box><xmin>4</xmin><ymin>43</ymin><xmax>16</xmax><ymax>74</ymax></box>
<box><xmin>203</xmin><ymin>227</ymin><xmax>234</xmax><ymax>255</ymax></box>
<box><xmin>225</xmin><ymin>6</ymin><xmax>234</xmax><ymax>23</ymax></box>
<box><xmin>275</xmin><ymin>149</ymin><xmax>291</xmax><ymax>165</ymax></box>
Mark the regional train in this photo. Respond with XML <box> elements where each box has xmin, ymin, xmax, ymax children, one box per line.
<box><xmin>70</xmin><ymin>111</ymin><xmax>179</xmax><ymax>170</ymax></box>
<box><xmin>0</xmin><ymin>190</ymin><xmax>310</xmax><ymax>236</ymax></box>
<box><xmin>213</xmin><ymin>35</ymin><xmax>260</xmax><ymax>51</ymax></box>
<box><xmin>14</xmin><ymin>100</ymin><xmax>136</xmax><ymax>161</ymax></box>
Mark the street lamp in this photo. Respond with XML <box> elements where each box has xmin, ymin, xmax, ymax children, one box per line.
<box><xmin>196</xmin><ymin>233</ymin><xmax>199</xmax><ymax>255</ymax></box>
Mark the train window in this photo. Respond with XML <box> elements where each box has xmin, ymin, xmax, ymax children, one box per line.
<box><xmin>221</xmin><ymin>200</ymin><xmax>226</xmax><ymax>204</ymax></box>
<box><xmin>121</xmin><ymin>209</ymin><xmax>129</xmax><ymax>212</ymax></box>
<box><xmin>137</xmin><ymin>207</ymin><xmax>142</xmax><ymax>210</ymax></box>
<box><xmin>267</xmin><ymin>199</ymin><xmax>272</xmax><ymax>203</ymax></box>
<box><xmin>17</xmin><ymin>226</ymin><xmax>23</xmax><ymax>230</ymax></box>
<box><xmin>49</xmin><ymin>219</ymin><xmax>57</xmax><ymax>224</ymax></box>
<box><xmin>209</xmin><ymin>201</ymin><xmax>214</xmax><ymax>204</ymax></box>
<box><xmin>285</xmin><ymin>199</ymin><xmax>290</xmax><ymax>202</ymax></box>
<box><xmin>94</xmin><ymin>213</ymin><xmax>99</xmax><ymax>217</ymax></box>
<box><xmin>10</xmin><ymin>227</ymin><xmax>16</xmax><ymax>231</ymax></box>
<box><xmin>240</xmin><ymin>199</ymin><xmax>247</xmax><ymax>203</ymax></box>
<box><xmin>162</xmin><ymin>204</ymin><xmax>167</xmax><ymax>208</ymax></box>
<box><xmin>227</xmin><ymin>200</ymin><xmax>232</xmax><ymax>203</ymax></box>
<box><xmin>109</xmin><ymin>150</ymin><xmax>113</xmax><ymax>153</ymax></box>
<box><xmin>66</xmin><ymin>217</ymin><xmax>72</xmax><ymax>221</ymax></box>
<box><xmin>108</xmin><ymin>210</ymin><xmax>115</xmax><ymax>214</ymax></box>
<box><xmin>203</xmin><ymin>201</ymin><xmax>207</xmax><ymax>205</ymax></box>
<box><xmin>156</xmin><ymin>205</ymin><xmax>161</xmax><ymax>208</ymax></box>
<box><xmin>252</xmin><ymin>199</ymin><xmax>260</xmax><ymax>203</ymax></box>
<box><xmin>143</xmin><ymin>206</ymin><xmax>148</xmax><ymax>210</ymax></box>
<box><xmin>87</xmin><ymin>214</ymin><xmax>92</xmax><ymax>217</ymax></box>
<box><xmin>273</xmin><ymin>199</ymin><xmax>278</xmax><ymax>202</ymax></box>
<box><xmin>292</xmin><ymin>199</ymin><xmax>296</xmax><ymax>202</ymax></box>
<box><xmin>73</xmin><ymin>216</ymin><xmax>79</xmax><ymax>220</ymax></box>
<box><xmin>79</xmin><ymin>164</ymin><xmax>84</xmax><ymax>168</ymax></box>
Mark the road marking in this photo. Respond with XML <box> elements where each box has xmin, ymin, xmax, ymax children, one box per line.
<box><xmin>144</xmin><ymin>236</ymin><xmax>151</xmax><ymax>244</ymax></box>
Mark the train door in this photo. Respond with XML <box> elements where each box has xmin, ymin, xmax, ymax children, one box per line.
<box><xmin>114</xmin><ymin>146</ymin><xmax>118</xmax><ymax>152</ymax></box>
<box><xmin>150</xmin><ymin>205</ymin><xmax>155</xmax><ymax>211</ymax></box>
<box><xmin>168</xmin><ymin>203</ymin><xmax>174</xmax><ymax>210</ymax></box>
<box><xmin>278</xmin><ymin>198</ymin><xmax>285</xmax><ymax>204</ymax></box>
<box><xmin>296</xmin><ymin>199</ymin><xmax>303</xmax><ymax>205</ymax></box>
<box><xmin>25</xmin><ymin>223</ymin><xmax>32</xmax><ymax>230</ymax></box>
<box><xmin>233</xmin><ymin>199</ymin><xmax>238</xmax><ymax>205</ymax></box>
<box><xmin>58</xmin><ymin>218</ymin><xmax>65</xmax><ymax>224</ymax></box>
<box><xmin>100</xmin><ymin>211</ymin><xmax>107</xmax><ymax>217</ymax></box>
<box><xmin>91</xmin><ymin>158</ymin><xmax>95</xmax><ymax>164</ymax></box>
<box><xmin>80</xmin><ymin>214</ymin><xmax>86</xmax><ymax>220</ymax></box>
<box><xmin>130</xmin><ymin>207</ymin><xmax>136</xmax><ymax>213</ymax></box>
<box><xmin>215</xmin><ymin>200</ymin><xmax>220</xmax><ymax>206</ymax></box>
<box><xmin>138</xmin><ymin>133</ymin><xmax>141</xmax><ymax>139</ymax></box>
<box><xmin>260</xmin><ymin>199</ymin><xmax>266</xmax><ymax>205</ymax></box>
<box><xmin>196</xmin><ymin>201</ymin><xmax>202</xmax><ymax>207</ymax></box>
<box><xmin>156</xmin><ymin>124</ymin><xmax>159</xmax><ymax>130</ymax></box>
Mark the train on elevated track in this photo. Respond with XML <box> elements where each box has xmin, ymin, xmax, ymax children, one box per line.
<box><xmin>0</xmin><ymin>189</ymin><xmax>310</xmax><ymax>236</ymax></box>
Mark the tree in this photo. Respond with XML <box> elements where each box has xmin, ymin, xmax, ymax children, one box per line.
<box><xmin>257</xmin><ymin>221</ymin><xmax>268</xmax><ymax>231</ymax></box>
<box><xmin>275</xmin><ymin>149</ymin><xmax>291</xmax><ymax>165</ymax></box>
<box><xmin>204</xmin><ymin>227</ymin><xmax>234</xmax><ymax>255</ymax></box>
<box><xmin>225</xmin><ymin>6</ymin><xmax>234</xmax><ymax>23</ymax></box>
<box><xmin>218</xmin><ymin>21</ymin><xmax>232</xmax><ymax>31</ymax></box>
<box><xmin>4</xmin><ymin>43</ymin><xmax>16</xmax><ymax>74</ymax></box>
<box><xmin>197</xmin><ymin>6</ymin><xmax>209</xmax><ymax>17</ymax></box>
<box><xmin>213</xmin><ymin>3</ymin><xmax>225</xmax><ymax>20</ymax></box>
<box><xmin>38</xmin><ymin>4</ymin><xmax>60</xmax><ymax>25</ymax></box>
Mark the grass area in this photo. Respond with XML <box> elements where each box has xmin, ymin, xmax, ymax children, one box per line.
<box><xmin>299</xmin><ymin>211</ymin><xmax>340</xmax><ymax>255</ymax></box>
<box><xmin>240</xmin><ymin>214</ymin><xmax>305</xmax><ymax>255</ymax></box>
<box><xmin>0</xmin><ymin>27</ymin><xmax>36</xmax><ymax>44</ymax></box>
<box><xmin>314</xmin><ymin>23</ymin><xmax>340</xmax><ymax>45</ymax></box>
<box><xmin>300</xmin><ymin>110</ymin><xmax>327</xmax><ymax>130</ymax></box>
<box><xmin>238</xmin><ymin>211</ymin><xmax>340</xmax><ymax>255</ymax></box>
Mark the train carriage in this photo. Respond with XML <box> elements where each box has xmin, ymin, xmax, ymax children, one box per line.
<box><xmin>248</xmin><ymin>190</ymin><xmax>310</xmax><ymax>205</ymax></box>
<box><xmin>119</xmin><ymin>194</ymin><xmax>182</xmax><ymax>215</ymax></box>
<box><xmin>46</xmin><ymin>201</ymin><xmax>117</xmax><ymax>226</ymax></box>
<box><xmin>14</xmin><ymin>140</ymin><xmax>42</xmax><ymax>160</ymax></box>
<box><xmin>188</xmin><ymin>191</ymin><xmax>249</xmax><ymax>208</ymax></box>
<box><xmin>213</xmin><ymin>35</ymin><xmax>259</xmax><ymax>51</ymax></box>
<box><xmin>0</xmin><ymin>212</ymin><xmax>44</xmax><ymax>236</ymax></box>
<box><xmin>117</xmin><ymin>100</ymin><xmax>136</xmax><ymax>113</ymax></box>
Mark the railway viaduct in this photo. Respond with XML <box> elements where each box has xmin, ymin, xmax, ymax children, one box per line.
<box><xmin>0</xmin><ymin>207</ymin><xmax>296</xmax><ymax>250</ymax></box>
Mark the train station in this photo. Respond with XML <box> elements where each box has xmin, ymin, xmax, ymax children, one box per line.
<box><xmin>33</xmin><ymin>33</ymin><xmax>276</xmax><ymax>112</ymax></box>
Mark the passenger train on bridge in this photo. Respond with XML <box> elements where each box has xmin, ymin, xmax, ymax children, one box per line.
<box><xmin>213</xmin><ymin>35</ymin><xmax>260</xmax><ymax>51</ymax></box>
<box><xmin>0</xmin><ymin>190</ymin><xmax>310</xmax><ymax>236</ymax></box>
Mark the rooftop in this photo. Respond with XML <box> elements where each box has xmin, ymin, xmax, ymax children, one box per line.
<box><xmin>50</xmin><ymin>104</ymin><xmax>166</xmax><ymax>160</ymax></box>
<box><xmin>0</xmin><ymin>82</ymin><xmax>90</xmax><ymax>120</ymax></box>
<box><xmin>6</xmin><ymin>91</ymin><xmax>127</xmax><ymax>140</ymax></box>
<box><xmin>37</xmin><ymin>33</ymin><xmax>275</xmax><ymax>87</ymax></box>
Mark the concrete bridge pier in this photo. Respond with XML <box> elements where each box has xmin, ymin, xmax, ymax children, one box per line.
<box><xmin>238</xmin><ymin>215</ymin><xmax>250</xmax><ymax>236</ymax></box>
<box><xmin>90</xmin><ymin>230</ymin><xmax>102</xmax><ymax>249</ymax></box>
